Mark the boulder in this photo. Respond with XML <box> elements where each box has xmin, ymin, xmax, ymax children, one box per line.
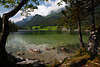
<box><xmin>28</xmin><ymin>48</ymin><xmax>41</xmax><ymax>53</ymax></box>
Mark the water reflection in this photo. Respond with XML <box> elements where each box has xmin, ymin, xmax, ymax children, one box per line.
<box><xmin>6</xmin><ymin>31</ymin><xmax>87</xmax><ymax>53</ymax></box>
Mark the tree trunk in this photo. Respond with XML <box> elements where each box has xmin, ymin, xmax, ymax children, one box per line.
<box><xmin>87</xmin><ymin>0</ymin><xmax>99</xmax><ymax>59</ymax></box>
<box><xmin>0</xmin><ymin>0</ymin><xmax>28</xmax><ymax>64</ymax></box>
<box><xmin>77</xmin><ymin>17</ymin><xmax>84</xmax><ymax>48</ymax></box>
<box><xmin>76</xmin><ymin>2</ymin><xmax>85</xmax><ymax>48</ymax></box>
<box><xmin>0</xmin><ymin>15</ymin><xmax>10</xmax><ymax>64</ymax></box>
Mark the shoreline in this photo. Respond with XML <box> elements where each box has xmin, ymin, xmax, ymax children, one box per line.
<box><xmin>8</xmin><ymin>45</ymin><xmax>78</xmax><ymax>64</ymax></box>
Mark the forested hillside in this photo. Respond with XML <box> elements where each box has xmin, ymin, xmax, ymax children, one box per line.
<box><xmin>16</xmin><ymin>5</ymin><xmax>100</xmax><ymax>32</ymax></box>
<box><xmin>16</xmin><ymin>12</ymin><xmax>63</xmax><ymax>27</ymax></box>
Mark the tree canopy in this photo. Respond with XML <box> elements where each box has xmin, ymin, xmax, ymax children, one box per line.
<box><xmin>0</xmin><ymin>0</ymin><xmax>47</xmax><ymax>8</ymax></box>
<box><xmin>0</xmin><ymin>0</ymin><xmax>48</xmax><ymax>16</ymax></box>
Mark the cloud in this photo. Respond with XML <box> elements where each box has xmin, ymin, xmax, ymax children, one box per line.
<box><xmin>10</xmin><ymin>0</ymin><xmax>66</xmax><ymax>22</ymax></box>
<box><xmin>30</xmin><ymin>0</ymin><xmax>66</xmax><ymax>16</ymax></box>
<box><xmin>9</xmin><ymin>11</ymin><xmax>26</xmax><ymax>22</ymax></box>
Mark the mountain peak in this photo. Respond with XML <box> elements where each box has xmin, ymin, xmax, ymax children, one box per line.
<box><xmin>16</xmin><ymin>12</ymin><xmax>63</xmax><ymax>27</ymax></box>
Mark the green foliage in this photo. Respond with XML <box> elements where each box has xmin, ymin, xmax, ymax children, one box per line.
<box><xmin>0</xmin><ymin>0</ymin><xmax>48</xmax><ymax>16</ymax></box>
<box><xmin>0</xmin><ymin>0</ymin><xmax>47</xmax><ymax>8</ymax></box>
<box><xmin>61</xmin><ymin>0</ymin><xmax>100</xmax><ymax>32</ymax></box>
<box><xmin>61</xmin><ymin>6</ymin><xmax>78</xmax><ymax>33</ymax></box>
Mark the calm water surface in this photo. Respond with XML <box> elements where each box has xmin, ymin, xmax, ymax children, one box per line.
<box><xmin>6</xmin><ymin>31</ymin><xmax>88</xmax><ymax>53</ymax></box>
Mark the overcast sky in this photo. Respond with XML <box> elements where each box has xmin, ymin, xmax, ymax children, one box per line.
<box><xmin>0</xmin><ymin>0</ymin><xmax>66</xmax><ymax>22</ymax></box>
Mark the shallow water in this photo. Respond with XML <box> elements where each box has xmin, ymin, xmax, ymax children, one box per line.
<box><xmin>6</xmin><ymin>31</ymin><xmax>88</xmax><ymax>53</ymax></box>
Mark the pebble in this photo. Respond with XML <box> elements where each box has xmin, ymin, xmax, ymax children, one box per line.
<box><xmin>16</xmin><ymin>52</ymin><xmax>25</xmax><ymax>56</ymax></box>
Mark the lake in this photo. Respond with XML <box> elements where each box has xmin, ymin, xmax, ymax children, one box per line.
<box><xmin>6</xmin><ymin>31</ymin><xmax>88</xmax><ymax>53</ymax></box>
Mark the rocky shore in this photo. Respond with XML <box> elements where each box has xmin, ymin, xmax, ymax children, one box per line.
<box><xmin>9</xmin><ymin>45</ymin><xmax>78</xmax><ymax>65</ymax></box>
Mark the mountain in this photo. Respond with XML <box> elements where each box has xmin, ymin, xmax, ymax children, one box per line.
<box><xmin>16</xmin><ymin>12</ymin><xmax>63</xmax><ymax>27</ymax></box>
<box><xmin>16</xmin><ymin>5</ymin><xmax>100</xmax><ymax>28</ymax></box>
<box><xmin>15</xmin><ymin>16</ymin><xmax>32</xmax><ymax>27</ymax></box>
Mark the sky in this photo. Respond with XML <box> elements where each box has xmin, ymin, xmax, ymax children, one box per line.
<box><xmin>0</xmin><ymin>0</ymin><xmax>66</xmax><ymax>23</ymax></box>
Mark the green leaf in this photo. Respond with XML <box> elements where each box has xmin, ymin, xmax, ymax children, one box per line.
<box><xmin>4</xmin><ymin>5</ymin><xmax>9</xmax><ymax>8</ymax></box>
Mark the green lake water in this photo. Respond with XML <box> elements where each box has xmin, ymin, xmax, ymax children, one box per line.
<box><xmin>6</xmin><ymin>31</ymin><xmax>88</xmax><ymax>53</ymax></box>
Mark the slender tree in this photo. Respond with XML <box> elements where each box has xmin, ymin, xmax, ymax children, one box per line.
<box><xmin>76</xmin><ymin>0</ymin><xmax>85</xmax><ymax>48</ymax></box>
<box><xmin>63</xmin><ymin>0</ymin><xmax>85</xmax><ymax>48</ymax></box>
<box><xmin>63</xmin><ymin>0</ymin><xmax>100</xmax><ymax>55</ymax></box>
